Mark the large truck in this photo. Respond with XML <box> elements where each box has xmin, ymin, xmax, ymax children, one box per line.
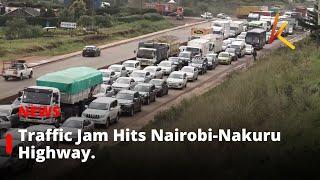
<box><xmin>245</xmin><ymin>28</ymin><xmax>266</xmax><ymax>50</ymax></box>
<box><xmin>19</xmin><ymin>67</ymin><xmax>102</xmax><ymax>125</ymax></box>
<box><xmin>136</xmin><ymin>41</ymin><xmax>169</xmax><ymax>66</ymax></box>
<box><xmin>236</xmin><ymin>6</ymin><xmax>261</xmax><ymax>18</ymax></box>
<box><xmin>230</xmin><ymin>21</ymin><xmax>246</xmax><ymax>36</ymax></box>
<box><xmin>185</xmin><ymin>39</ymin><xmax>210</xmax><ymax>57</ymax></box>
<box><xmin>276</xmin><ymin>20</ymin><xmax>290</xmax><ymax>36</ymax></box>
<box><xmin>200</xmin><ymin>34</ymin><xmax>223</xmax><ymax>53</ymax></box>
<box><xmin>212</xmin><ymin>20</ymin><xmax>231</xmax><ymax>39</ymax></box>
<box><xmin>190</xmin><ymin>27</ymin><xmax>213</xmax><ymax>40</ymax></box>
<box><xmin>153</xmin><ymin>35</ymin><xmax>181</xmax><ymax>58</ymax></box>
<box><xmin>247</xmin><ymin>21</ymin><xmax>268</xmax><ymax>31</ymax></box>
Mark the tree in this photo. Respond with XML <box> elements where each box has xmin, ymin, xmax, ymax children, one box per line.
<box><xmin>69</xmin><ymin>0</ymin><xmax>87</xmax><ymax>21</ymax></box>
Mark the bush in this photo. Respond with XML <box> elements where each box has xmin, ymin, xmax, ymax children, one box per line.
<box><xmin>143</xmin><ymin>13</ymin><xmax>164</xmax><ymax>21</ymax></box>
<box><xmin>116</xmin><ymin>15</ymin><xmax>144</xmax><ymax>23</ymax></box>
<box><xmin>183</xmin><ymin>7</ymin><xmax>195</xmax><ymax>16</ymax></box>
<box><xmin>4</xmin><ymin>18</ymin><xmax>43</xmax><ymax>39</ymax></box>
<box><xmin>94</xmin><ymin>15</ymin><xmax>114</xmax><ymax>28</ymax></box>
<box><xmin>77</xmin><ymin>15</ymin><xmax>92</xmax><ymax>27</ymax></box>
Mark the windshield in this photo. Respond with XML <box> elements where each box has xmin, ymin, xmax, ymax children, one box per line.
<box><xmin>230</xmin><ymin>27</ymin><xmax>237</xmax><ymax>31</ymax></box>
<box><xmin>88</xmin><ymin>102</ymin><xmax>108</xmax><ymax>110</ymax></box>
<box><xmin>116</xmin><ymin>78</ymin><xmax>131</xmax><ymax>84</ymax></box>
<box><xmin>159</xmin><ymin>62</ymin><xmax>171</xmax><ymax>67</ymax></box>
<box><xmin>219</xmin><ymin>53</ymin><xmax>229</xmax><ymax>57</ymax></box>
<box><xmin>144</xmin><ymin>67</ymin><xmax>156</xmax><ymax>73</ymax></box>
<box><xmin>0</xmin><ymin>107</ymin><xmax>11</xmax><ymax>115</ymax></box>
<box><xmin>179</xmin><ymin>52</ymin><xmax>190</xmax><ymax>58</ymax></box>
<box><xmin>150</xmin><ymin>80</ymin><xmax>162</xmax><ymax>86</ymax></box>
<box><xmin>169</xmin><ymin>58</ymin><xmax>180</xmax><ymax>63</ymax></box>
<box><xmin>99</xmin><ymin>86</ymin><xmax>111</xmax><ymax>94</ymax></box>
<box><xmin>123</xmin><ymin>62</ymin><xmax>135</xmax><ymax>68</ymax></box>
<box><xmin>116</xmin><ymin>93</ymin><xmax>133</xmax><ymax>100</ymax></box>
<box><xmin>131</xmin><ymin>72</ymin><xmax>145</xmax><ymax>78</ymax></box>
<box><xmin>109</xmin><ymin>66</ymin><xmax>121</xmax><ymax>72</ymax></box>
<box><xmin>62</xmin><ymin>120</ymin><xmax>82</xmax><ymax>128</ymax></box>
<box><xmin>186</xmin><ymin>47</ymin><xmax>200</xmax><ymax>54</ymax></box>
<box><xmin>22</xmin><ymin>91</ymin><xmax>52</xmax><ymax>105</ymax></box>
<box><xmin>237</xmin><ymin>35</ymin><xmax>245</xmax><ymax>39</ymax></box>
<box><xmin>137</xmin><ymin>49</ymin><xmax>155</xmax><ymax>59</ymax></box>
<box><xmin>226</xmin><ymin>48</ymin><xmax>235</xmax><ymax>53</ymax></box>
<box><xmin>192</xmin><ymin>59</ymin><xmax>203</xmax><ymax>64</ymax></box>
<box><xmin>230</xmin><ymin>45</ymin><xmax>240</xmax><ymax>50</ymax></box>
<box><xmin>134</xmin><ymin>85</ymin><xmax>150</xmax><ymax>92</ymax></box>
<box><xmin>169</xmin><ymin>73</ymin><xmax>184</xmax><ymax>79</ymax></box>
<box><xmin>181</xmin><ymin>67</ymin><xmax>194</xmax><ymax>73</ymax></box>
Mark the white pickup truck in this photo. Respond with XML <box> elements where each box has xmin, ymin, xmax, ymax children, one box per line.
<box><xmin>2</xmin><ymin>60</ymin><xmax>33</xmax><ymax>81</ymax></box>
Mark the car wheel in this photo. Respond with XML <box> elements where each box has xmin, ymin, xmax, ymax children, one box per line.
<box><xmin>130</xmin><ymin>108</ymin><xmax>134</xmax><ymax>116</ymax></box>
<box><xmin>4</xmin><ymin>76</ymin><xmax>9</xmax><ymax>81</ymax></box>
<box><xmin>19</xmin><ymin>73</ymin><xmax>23</xmax><ymax>80</ymax></box>
<box><xmin>105</xmin><ymin>118</ymin><xmax>110</xmax><ymax>128</ymax></box>
<box><xmin>29</xmin><ymin>71</ymin><xmax>33</xmax><ymax>78</ymax></box>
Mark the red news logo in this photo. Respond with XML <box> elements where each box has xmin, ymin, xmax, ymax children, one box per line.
<box><xmin>18</xmin><ymin>105</ymin><xmax>61</xmax><ymax>118</ymax></box>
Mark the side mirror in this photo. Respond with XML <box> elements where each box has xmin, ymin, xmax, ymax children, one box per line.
<box><xmin>18</xmin><ymin>91</ymin><xmax>23</xmax><ymax>97</ymax></box>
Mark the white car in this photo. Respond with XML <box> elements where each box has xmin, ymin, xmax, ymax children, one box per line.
<box><xmin>82</xmin><ymin>97</ymin><xmax>120</xmax><ymax>128</ymax></box>
<box><xmin>218</xmin><ymin>52</ymin><xmax>232</xmax><ymax>65</ymax></box>
<box><xmin>158</xmin><ymin>61</ymin><xmax>174</xmax><ymax>75</ymax></box>
<box><xmin>235</xmin><ymin>35</ymin><xmax>246</xmax><ymax>43</ymax></box>
<box><xmin>112</xmin><ymin>77</ymin><xmax>137</xmax><ymax>92</ymax></box>
<box><xmin>144</xmin><ymin>66</ymin><xmax>164</xmax><ymax>79</ymax></box>
<box><xmin>99</xmin><ymin>69</ymin><xmax>117</xmax><ymax>85</ymax></box>
<box><xmin>94</xmin><ymin>84</ymin><xmax>116</xmax><ymax>98</ymax></box>
<box><xmin>166</xmin><ymin>71</ymin><xmax>188</xmax><ymax>89</ymax></box>
<box><xmin>108</xmin><ymin>64</ymin><xmax>128</xmax><ymax>77</ymax></box>
<box><xmin>180</xmin><ymin>66</ymin><xmax>199</xmax><ymax>81</ymax></box>
<box><xmin>222</xmin><ymin>39</ymin><xmax>232</xmax><ymax>50</ymax></box>
<box><xmin>60</xmin><ymin>117</ymin><xmax>94</xmax><ymax>140</ymax></box>
<box><xmin>245</xmin><ymin>44</ymin><xmax>254</xmax><ymax>55</ymax></box>
<box><xmin>122</xmin><ymin>60</ymin><xmax>141</xmax><ymax>74</ymax></box>
<box><xmin>130</xmin><ymin>70</ymin><xmax>152</xmax><ymax>83</ymax></box>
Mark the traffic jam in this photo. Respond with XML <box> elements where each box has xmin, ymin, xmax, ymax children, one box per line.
<box><xmin>0</xmin><ymin>8</ymin><xmax>305</xmax><ymax>171</ymax></box>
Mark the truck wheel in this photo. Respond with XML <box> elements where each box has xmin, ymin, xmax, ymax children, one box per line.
<box><xmin>130</xmin><ymin>108</ymin><xmax>134</xmax><ymax>116</ymax></box>
<box><xmin>19</xmin><ymin>74</ymin><xmax>23</xmax><ymax>80</ymax></box>
<box><xmin>29</xmin><ymin>71</ymin><xmax>33</xmax><ymax>78</ymax></box>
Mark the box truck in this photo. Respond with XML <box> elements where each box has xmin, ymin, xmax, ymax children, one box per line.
<box><xmin>185</xmin><ymin>39</ymin><xmax>210</xmax><ymax>57</ymax></box>
<box><xmin>212</xmin><ymin>20</ymin><xmax>231</xmax><ymax>39</ymax></box>
<box><xmin>200</xmin><ymin>34</ymin><xmax>223</xmax><ymax>53</ymax></box>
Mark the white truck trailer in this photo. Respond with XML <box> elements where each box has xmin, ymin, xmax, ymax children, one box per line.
<box><xmin>200</xmin><ymin>34</ymin><xmax>223</xmax><ymax>53</ymax></box>
<box><xmin>185</xmin><ymin>39</ymin><xmax>210</xmax><ymax>57</ymax></box>
<box><xmin>212</xmin><ymin>20</ymin><xmax>231</xmax><ymax>39</ymax></box>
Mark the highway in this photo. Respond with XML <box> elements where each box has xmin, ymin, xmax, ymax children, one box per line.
<box><xmin>0</xmin><ymin>21</ymin><xmax>210</xmax><ymax>101</ymax></box>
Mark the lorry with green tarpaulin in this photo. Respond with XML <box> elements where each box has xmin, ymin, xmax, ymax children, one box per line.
<box><xmin>19</xmin><ymin>67</ymin><xmax>103</xmax><ymax>125</ymax></box>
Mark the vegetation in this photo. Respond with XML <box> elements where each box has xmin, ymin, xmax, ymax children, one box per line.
<box><xmin>0</xmin><ymin>19</ymin><xmax>174</xmax><ymax>61</ymax></box>
<box><xmin>65</xmin><ymin>38</ymin><xmax>320</xmax><ymax>179</ymax></box>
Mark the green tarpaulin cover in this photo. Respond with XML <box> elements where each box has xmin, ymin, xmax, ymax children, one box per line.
<box><xmin>36</xmin><ymin>67</ymin><xmax>102</xmax><ymax>95</ymax></box>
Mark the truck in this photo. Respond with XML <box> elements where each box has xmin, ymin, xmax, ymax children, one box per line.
<box><xmin>236</xmin><ymin>6</ymin><xmax>261</xmax><ymax>18</ymax></box>
<box><xmin>212</xmin><ymin>20</ymin><xmax>231</xmax><ymax>39</ymax></box>
<box><xmin>245</xmin><ymin>28</ymin><xmax>266</xmax><ymax>50</ymax></box>
<box><xmin>19</xmin><ymin>67</ymin><xmax>103</xmax><ymax>125</ymax></box>
<box><xmin>190</xmin><ymin>27</ymin><xmax>213</xmax><ymax>40</ymax></box>
<box><xmin>153</xmin><ymin>35</ymin><xmax>181</xmax><ymax>58</ymax></box>
<box><xmin>276</xmin><ymin>20</ymin><xmax>290</xmax><ymax>36</ymax></box>
<box><xmin>230</xmin><ymin>21</ymin><xmax>246</xmax><ymax>36</ymax></box>
<box><xmin>247</xmin><ymin>13</ymin><xmax>260</xmax><ymax>22</ymax></box>
<box><xmin>200</xmin><ymin>34</ymin><xmax>223</xmax><ymax>53</ymax></box>
<box><xmin>2</xmin><ymin>60</ymin><xmax>33</xmax><ymax>81</ymax></box>
<box><xmin>136</xmin><ymin>41</ymin><xmax>169</xmax><ymax>66</ymax></box>
<box><xmin>185</xmin><ymin>39</ymin><xmax>210</xmax><ymax>57</ymax></box>
<box><xmin>247</xmin><ymin>21</ymin><xmax>268</xmax><ymax>31</ymax></box>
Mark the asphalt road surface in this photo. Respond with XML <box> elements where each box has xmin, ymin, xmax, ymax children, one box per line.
<box><xmin>0</xmin><ymin>22</ymin><xmax>211</xmax><ymax>101</ymax></box>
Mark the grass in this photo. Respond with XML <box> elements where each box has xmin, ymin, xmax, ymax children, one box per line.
<box><xmin>0</xmin><ymin>19</ymin><xmax>174</xmax><ymax>61</ymax></box>
<box><xmin>63</xmin><ymin>37</ymin><xmax>320</xmax><ymax>179</ymax></box>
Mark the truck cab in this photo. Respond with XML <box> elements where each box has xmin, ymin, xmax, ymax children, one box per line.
<box><xmin>136</xmin><ymin>48</ymin><xmax>157</xmax><ymax>66</ymax></box>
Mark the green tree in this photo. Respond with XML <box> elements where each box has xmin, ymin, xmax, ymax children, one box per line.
<box><xmin>77</xmin><ymin>15</ymin><xmax>92</xmax><ymax>27</ymax></box>
<box><xmin>69</xmin><ymin>0</ymin><xmax>87</xmax><ymax>21</ymax></box>
<box><xmin>4</xmin><ymin>18</ymin><xmax>29</xmax><ymax>39</ymax></box>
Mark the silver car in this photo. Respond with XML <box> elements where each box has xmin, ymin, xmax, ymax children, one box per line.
<box><xmin>130</xmin><ymin>70</ymin><xmax>152</xmax><ymax>83</ymax></box>
<box><xmin>180</xmin><ymin>66</ymin><xmax>199</xmax><ymax>81</ymax></box>
<box><xmin>60</xmin><ymin>117</ymin><xmax>94</xmax><ymax>141</ymax></box>
<box><xmin>82</xmin><ymin>97</ymin><xmax>120</xmax><ymax>128</ymax></box>
<box><xmin>144</xmin><ymin>66</ymin><xmax>164</xmax><ymax>79</ymax></box>
<box><xmin>112</xmin><ymin>77</ymin><xmax>137</xmax><ymax>92</ymax></box>
<box><xmin>166</xmin><ymin>71</ymin><xmax>188</xmax><ymax>89</ymax></box>
<box><xmin>158</xmin><ymin>61</ymin><xmax>174</xmax><ymax>75</ymax></box>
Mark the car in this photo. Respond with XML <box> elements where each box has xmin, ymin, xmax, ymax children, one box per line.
<box><xmin>218</xmin><ymin>52</ymin><xmax>232</xmax><ymax>65</ymax></box>
<box><xmin>149</xmin><ymin>79</ymin><xmax>169</xmax><ymax>97</ymax></box>
<box><xmin>144</xmin><ymin>66</ymin><xmax>164</xmax><ymax>79</ymax></box>
<box><xmin>122</xmin><ymin>60</ymin><xmax>141</xmax><ymax>74</ymax></box>
<box><xmin>0</xmin><ymin>114</ymin><xmax>19</xmax><ymax>137</ymax></box>
<box><xmin>60</xmin><ymin>117</ymin><xmax>94</xmax><ymax>141</ymax></box>
<box><xmin>116</xmin><ymin>90</ymin><xmax>142</xmax><ymax>116</ymax></box>
<box><xmin>217</xmin><ymin>13</ymin><xmax>230</xmax><ymax>19</ymax></box>
<box><xmin>99</xmin><ymin>69</ymin><xmax>117</xmax><ymax>85</ymax></box>
<box><xmin>133</xmin><ymin>83</ymin><xmax>157</xmax><ymax>105</ymax></box>
<box><xmin>189</xmin><ymin>56</ymin><xmax>208</xmax><ymax>75</ymax></box>
<box><xmin>180</xmin><ymin>66</ymin><xmax>199</xmax><ymax>81</ymax></box>
<box><xmin>178</xmin><ymin>51</ymin><xmax>192</xmax><ymax>65</ymax></box>
<box><xmin>240</xmin><ymin>32</ymin><xmax>247</xmax><ymax>37</ymax></box>
<box><xmin>82</xmin><ymin>45</ymin><xmax>100</xmax><ymax>57</ymax></box>
<box><xmin>158</xmin><ymin>61</ymin><xmax>174</xmax><ymax>75</ymax></box>
<box><xmin>222</xmin><ymin>39</ymin><xmax>232</xmax><ymax>51</ymax></box>
<box><xmin>230</xmin><ymin>41</ymin><xmax>246</xmax><ymax>58</ymax></box>
<box><xmin>235</xmin><ymin>35</ymin><xmax>246</xmax><ymax>43</ymax></box>
<box><xmin>2</xmin><ymin>60</ymin><xmax>33</xmax><ymax>81</ymax></box>
<box><xmin>130</xmin><ymin>70</ymin><xmax>152</xmax><ymax>83</ymax></box>
<box><xmin>205</xmin><ymin>53</ymin><xmax>219</xmax><ymax>70</ymax></box>
<box><xmin>94</xmin><ymin>84</ymin><xmax>116</xmax><ymax>98</ymax></box>
<box><xmin>108</xmin><ymin>64</ymin><xmax>128</xmax><ymax>78</ymax></box>
<box><xmin>0</xmin><ymin>139</ymin><xmax>34</xmax><ymax>173</ymax></box>
<box><xmin>168</xmin><ymin>57</ymin><xmax>183</xmax><ymax>71</ymax></box>
<box><xmin>26</xmin><ymin>125</ymin><xmax>58</xmax><ymax>148</ymax></box>
<box><xmin>228</xmin><ymin>38</ymin><xmax>236</xmax><ymax>43</ymax></box>
<box><xmin>245</xmin><ymin>44</ymin><xmax>254</xmax><ymax>55</ymax></box>
<box><xmin>82</xmin><ymin>97</ymin><xmax>120</xmax><ymax>128</ymax></box>
<box><xmin>112</xmin><ymin>77</ymin><xmax>137</xmax><ymax>92</ymax></box>
<box><xmin>266</xmin><ymin>31</ymin><xmax>271</xmax><ymax>44</ymax></box>
<box><xmin>201</xmin><ymin>12</ymin><xmax>213</xmax><ymax>19</ymax></box>
<box><xmin>166</xmin><ymin>71</ymin><xmax>188</xmax><ymax>89</ymax></box>
<box><xmin>225</xmin><ymin>48</ymin><xmax>238</xmax><ymax>61</ymax></box>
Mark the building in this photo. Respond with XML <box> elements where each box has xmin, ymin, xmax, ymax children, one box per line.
<box><xmin>64</xmin><ymin>0</ymin><xmax>102</xmax><ymax>9</ymax></box>
<box><xmin>2</xmin><ymin>7</ymin><xmax>40</xmax><ymax>17</ymax></box>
